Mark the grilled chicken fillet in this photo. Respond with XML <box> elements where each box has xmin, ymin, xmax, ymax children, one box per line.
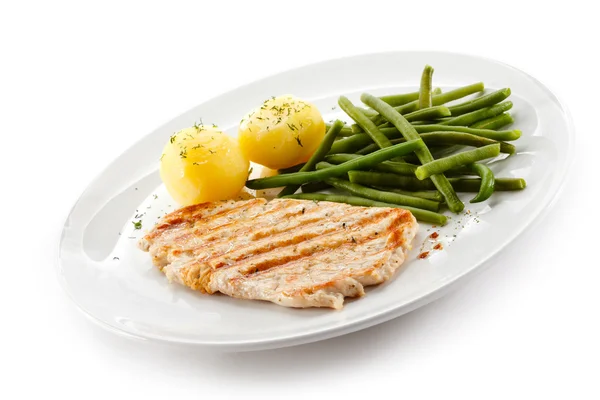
<box><xmin>138</xmin><ymin>198</ymin><xmax>418</xmax><ymax>309</ymax></box>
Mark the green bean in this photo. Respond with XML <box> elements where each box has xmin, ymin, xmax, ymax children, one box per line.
<box><xmin>364</xmin><ymin>101</ymin><xmax>419</xmax><ymax>128</ymax></box>
<box><xmin>405</xmin><ymin>106</ymin><xmax>451</xmax><ymax>122</ymax></box>
<box><xmin>415</xmin><ymin>144</ymin><xmax>501</xmax><ymax>180</ymax></box>
<box><xmin>445</xmin><ymin>165</ymin><xmax>480</xmax><ymax>176</ymax></box>
<box><xmin>368</xmin><ymin>82</ymin><xmax>484</xmax><ymax>130</ymax></box>
<box><xmin>380</xmin><ymin>87</ymin><xmax>442</xmax><ymax>107</ymax></box>
<box><xmin>338</xmin><ymin>96</ymin><xmax>392</xmax><ymax>148</ymax></box>
<box><xmin>282</xmin><ymin>193</ymin><xmax>448</xmax><ymax>225</ymax></box>
<box><xmin>350</xmin><ymin>171</ymin><xmax>432</xmax><ymax>190</ymax></box>
<box><xmin>379</xmin><ymin>91</ymin><xmax>420</xmax><ymax>107</ymax></box>
<box><xmin>361</xmin><ymin>93</ymin><xmax>464</xmax><ymax>213</ymax></box>
<box><xmin>360</xmin><ymin>108</ymin><xmax>451</xmax><ymax>130</ymax></box>
<box><xmin>321</xmin><ymin>156</ymin><xmax>412</xmax><ymax>174</ymax></box>
<box><xmin>245</xmin><ymin>139</ymin><xmax>424</xmax><ymax>189</ymax></box>
<box><xmin>357</xmin><ymin>107</ymin><xmax>379</xmax><ymax>117</ymax></box>
<box><xmin>372</xmin><ymin>186</ymin><xmax>444</xmax><ymax>202</ymax></box>
<box><xmin>277</xmin><ymin>120</ymin><xmax>345</xmax><ymax>197</ymax></box>
<box><xmin>332</xmin><ymin>125</ymin><xmax>520</xmax><ymax>155</ymax></box>
<box><xmin>433</xmin><ymin>82</ymin><xmax>485</xmax><ymax>105</ymax></box>
<box><xmin>440</xmin><ymin>101</ymin><xmax>513</xmax><ymax>126</ymax></box>
<box><xmin>323</xmin><ymin>153</ymin><xmax>364</xmax><ymax>164</ymax></box>
<box><xmin>350</xmin><ymin>123</ymin><xmax>364</xmax><ymax>134</ymax></box>
<box><xmin>315</xmin><ymin>160</ymin><xmax>338</xmax><ymax>170</ymax></box>
<box><xmin>348</xmin><ymin>171</ymin><xmax>526</xmax><ymax>191</ymax></box>
<box><xmin>326</xmin><ymin>123</ymin><xmax>353</xmax><ymax>137</ymax></box>
<box><xmin>470</xmin><ymin>113</ymin><xmax>514</xmax><ymax>130</ymax></box>
<box><xmin>278</xmin><ymin>163</ymin><xmax>305</xmax><ymax>174</ymax></box>
<box><xmin>315</xmin><ymin>161</ymin><xmax>343</xmax><ymax>170</ymax></box>
<box><xmin>414</xmin><ymin>125</ymin><xmax>521</xmax><ymax>141</ymax></box>
<box><xmin>324</xmin><ymin>153</ymin><xmax>418</xmax><ymax>176</ymax></box>
<box><xmin>300</xmin><ymin>181</ymin><xmax>331</xmax><ymax>193</ymax></box>
<box><xmin>359</xmin><ymin>92</ymin><xmax>423</xmax><ymax>117</ymax></box>
<box><xmin>357</xmin><ymin>132</ymin><xmax>515</xmax><ymax>156</ymax></box>
<box><xmin>329</xmin><ymin>127</ymin><xmax>401</xmax><ymax>154</ymax></box>
<box><xmin>329</xmin><ymin>134</ymin><xmax>376</xmax><ymax>154</ymax></box>
<box><xmin>334</xmin><ymin>132</ymin><xmax>354</xmax><ymax>139</ymax></box>
<box><xmin>418</xmin><ymin>65</ymin><xmax>434</xmax><ymax>109</ymax></box>
<box><xmin>401</xmin><ymin>145</ymin><xmax>466</xmax><ymax>164</ymax></box>
<box><xmin>450</xmin><ymin>177</ymin><xmax>526</xmax><ymax>191</ymax></box>
<box><xmin>468</xmin><ymin>163</ymin><xmax>495</xmax><ymax>203</ymax></box>
<box><xmin>448</xmin><ymin>88</ymin><xmax>511</xmax><ymax>116</ymax></box>
<box><xmin>412</xmin><ymin>117</ymin><xmax>453</xmax><ymax>125</ymax></box>
<box><xmin>368</xmin><ymin>105</ymin><xmax>410</xmax><ymax>127</ymax></box>
<box><xmin>430</xmin><ymin>144</ymin><xmax>468</xmax><ymax>159</ymax></box>
<box><xmin>373</xmin><ymin>161</ymin><xmax>417</xmax><ymax>175</ymax></box>
<box><xmin>326</xmin><ymin>177</ymin><xmax>440</xmax><ymax>212</ymax></box>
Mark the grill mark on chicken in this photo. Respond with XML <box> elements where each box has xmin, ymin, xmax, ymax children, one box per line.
<box><xmin>152</xmin><ymin>200</ymin><xmax>322</xmax><ymax>262</ymax></box>
<box><xmin>229</xmin><ymin>209</ymin><xmax>396</xmax><ymax>276</ymax></box>
<box><xmin>240</xmin><ymin>209</ymin><xmax>404</xmax><ymax>280</ymax></box>
<box><xmin>148</xmin><ymin>198</ymin><xmax>267</xmax><ymax>245</ymax></box>
<box><xmin>146</xmin><ymin>198</ymin><xmax>263</xmax><ymax>240</ymax></box>
<box><xmin>167</xmin><ymin>201</ymin><xmax>327</xmax><ymax>256</ymax></box>
<box><xmin>184</xmin><ymin>207</ymin><xmax>371</xmax><ymax>271</ymax></box>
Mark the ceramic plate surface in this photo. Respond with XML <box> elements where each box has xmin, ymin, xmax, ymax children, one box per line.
<box><xmin>57</xmin><ymin>51</ymin><xmax>574</xmax><ymax>351</ymax></box>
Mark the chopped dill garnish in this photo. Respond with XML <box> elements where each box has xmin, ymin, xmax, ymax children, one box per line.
<box><xmin>193</xmin><ymin>118</ymin><xmax>204</xmax><ymax>130</ymax></box>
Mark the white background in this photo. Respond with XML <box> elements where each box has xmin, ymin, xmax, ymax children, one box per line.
<box><xmin>1</xmin><ymin>1</ymin><xmax>598</xmax><ymax>399</ymax></box>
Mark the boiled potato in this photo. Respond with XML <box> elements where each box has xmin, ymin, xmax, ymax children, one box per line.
<box><xmin>238</xmin><ymin>95</ymin><xmax>325</xmax><ymax>170</ymax></box>
<box><xmin>160</xmin><ymin>126</ymin><xmax>249</xmax><ymax>206</ymax></box>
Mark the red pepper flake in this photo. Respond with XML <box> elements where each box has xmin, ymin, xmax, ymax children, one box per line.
<box><xmin>418</xmin><ymin>251</ymin><xmax>430</xmax><ymax>259</ymax></box>
<box><xmin>433</xmin><ymin>243</ymin><xmax>443</xmax><ymax>250</ymax></box>
<box><xmin>429</xmin><ymin>232</ymin><xmax>439</xmax><ymax>239</ymax></box>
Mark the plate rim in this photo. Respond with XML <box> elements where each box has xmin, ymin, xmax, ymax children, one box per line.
<box><xmin>55</xmin><ymin>50</ymin><xmax>576</xmax><ymax>351</ymax></box>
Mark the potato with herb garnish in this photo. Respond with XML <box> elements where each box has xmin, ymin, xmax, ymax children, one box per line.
<box><xmin>238</xmin><ymin>95</ymin><xmax>326</xmax><ymax>170</ymax></box>
<box><xmin>160</xmin><ymin>125</ymin><xmax>249</xmax><ymax>206</ymax></box>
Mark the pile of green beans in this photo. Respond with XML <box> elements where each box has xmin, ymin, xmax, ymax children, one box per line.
<box><xmin>245</xmin><ymin>65</ymin><xmax>527</xmax><ymax>225</ymax></box>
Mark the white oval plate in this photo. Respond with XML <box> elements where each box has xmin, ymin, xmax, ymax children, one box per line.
<box><xmin>57</xmin><ymin>51</ymin><xmax>574</xmax><ymax>351</ymax></box>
